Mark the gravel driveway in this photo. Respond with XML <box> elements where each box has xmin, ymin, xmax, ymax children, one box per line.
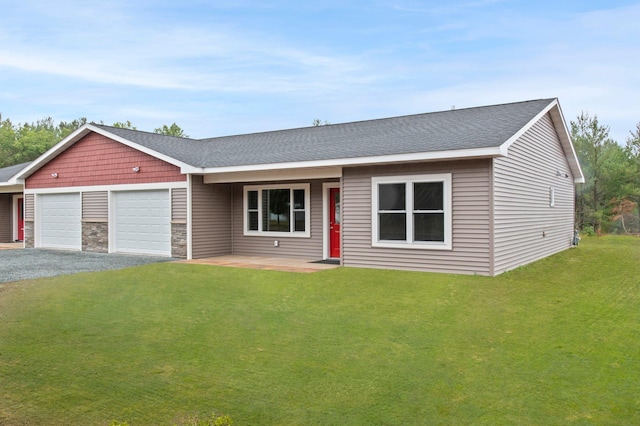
<box><xmin>0</xmin><ymin>249</ymin><xmax>172</xmax><ymax>284</ymax></box>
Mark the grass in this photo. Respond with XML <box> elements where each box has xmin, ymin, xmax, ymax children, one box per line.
<box><xmin>0</xmin><ymin>236</ymin><xmax>639</xmax><ymax>425</ymax></box>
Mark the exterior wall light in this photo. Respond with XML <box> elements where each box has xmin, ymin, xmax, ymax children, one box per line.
<box><xmin>132</xmin><ymin>167</ymin><xmax>140</xmax><ymax>172</ymax></box>
<box><xmin>51</xmin><ymin>173</ymin><xmax>58</xmax><ymax>178</ymax></box>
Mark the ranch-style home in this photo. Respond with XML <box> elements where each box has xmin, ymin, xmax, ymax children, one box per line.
<box><xmin>5</xmin><ymin>98</ymin><xmax>583</xmax><ymax>276</ymax></box>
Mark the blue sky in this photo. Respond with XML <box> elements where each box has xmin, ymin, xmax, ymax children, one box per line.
<box><xmin>0</xmin><ymin>0</ymin><xmax>638</xmax><ymax>143</ymax></box>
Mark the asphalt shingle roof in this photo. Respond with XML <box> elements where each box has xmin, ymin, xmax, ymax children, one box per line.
<box><xmin>92</xmin><ymin>125</ymin><xmax>207</xmax><ymax>167</ymax></box>
<box><xmin>0</xmin><ymin>161</ymin><xmax>32</xmax><ymax>183</ymax></box>
<box><xmin>97</xmin><ymin>98</ymin><xmax>555</xmax><ymax>169</ymax></box>
<box><xmin>195</xmin><ymin>99</ymin><xmax>554</xmax><ymax>168</ymax></box>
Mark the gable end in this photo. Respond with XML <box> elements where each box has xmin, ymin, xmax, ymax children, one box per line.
<box><xmin>25</xmin><ymin>132</ymin><xmax>186</xmax><ymax>189</ymax></box>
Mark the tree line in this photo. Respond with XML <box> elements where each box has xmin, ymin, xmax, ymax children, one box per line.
<box><xmin>0</xmin><ymin>115</ymin><xmax>187</xmax><ymax>168</ymax></box>
<box><xmin>571</xmin><ymin>114</ymin><xmax>640</xmax><ymax>234</ymax></box>
<box><xmin>1</xmin><ymin>113</ymin><xmax>639</xmax><ymax>234</ymax></box>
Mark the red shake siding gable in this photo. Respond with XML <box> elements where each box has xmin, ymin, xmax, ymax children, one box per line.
<box><xmin>26</xmin><ymin>132</ymin><xmax>186</xmax><ymax>189</ymax></box>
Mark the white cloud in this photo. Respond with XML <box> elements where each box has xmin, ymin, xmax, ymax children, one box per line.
<box><xmin>0</xmin><ymin>9</ymin><xmax>376</xmax><ymax>94</ymax></box>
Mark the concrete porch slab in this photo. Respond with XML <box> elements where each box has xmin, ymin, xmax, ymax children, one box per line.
<box><xmin>0</xmin><ymin>242</ymin><xmax>24</xmax><ymax>250</ymax></box>
<box><xmin>179</xmin><ymin>255</ymin><xmax>341</xmax><ymax>273</ymax></box>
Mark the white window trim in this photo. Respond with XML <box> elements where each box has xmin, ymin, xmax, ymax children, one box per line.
<box><xmin>371</xmin><ymin>173</ymin><xmax>452</xmax><ymax>250</ymax></box>
<box><xmin>243</xmin><ymin>183</ymin><xmax>311</xmax><ymax>238</ymax></box>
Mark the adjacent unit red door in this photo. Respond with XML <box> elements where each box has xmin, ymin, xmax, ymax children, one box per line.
<box><xmin>17</xmin><ymin>197</ymin><xmax>24</xmax><ymax>241</ymax></box>
<box><xmin>329</xmin><ymin>188</ymin><xmax>341</xmax><ymax>258</ymax></box>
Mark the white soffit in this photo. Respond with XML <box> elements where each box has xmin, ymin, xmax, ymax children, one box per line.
<box><xmin>203</xmin><ymin>166</ymin><xmax>343</xmax><ymax>184</ymax></box>
<box><xmin>0</xmin><ymin>184</ymin><xmax>23</xmax><ymax>193</ymax></box>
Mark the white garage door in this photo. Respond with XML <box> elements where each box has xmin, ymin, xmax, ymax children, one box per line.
<box><xmin>114</xmin><ymin>190</ymin><xmax>171</xmax><ymax>256</ymax></box>
<box><xmin>39</xmin><ymin>193</ymin><xmax>81</xmax><ymax>250</ymax></box>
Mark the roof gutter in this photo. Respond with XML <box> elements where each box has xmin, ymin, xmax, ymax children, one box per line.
<box><xmin>193</xmin><ymin>146</ymin><xmax>504</xmax><ymax>175</ymax></box>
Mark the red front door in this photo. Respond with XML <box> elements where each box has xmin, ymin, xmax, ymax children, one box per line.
<box><xmin>17</xmin><ymin>197</ymin><xmax>24</xmax><ymax>241</ymax></box>
<box><xmin>329</xmin><ymin>188</ymin><xmax>341</xmax><ymax>258</ymax></box>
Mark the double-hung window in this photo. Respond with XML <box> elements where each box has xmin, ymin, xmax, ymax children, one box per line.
<box><xmin>372</xmin><ymin>174</ymin><xmax>452</xmax><ymax>250</ymax></box>
<box><xmin>244</xmin><ymin>184</ymin><xmax>310</xmax><ymax>237</ymax></box>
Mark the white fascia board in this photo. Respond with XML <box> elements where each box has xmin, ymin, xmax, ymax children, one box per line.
<box><xmin>14</xmin><ymin>124</ymin><xmax>198</xmax><ymax>179</ymax></box>
<box><xmin>198</xmin><ymin>146</ymin><xmax>503</xmax><ymax>176</ymax></box>
<box><xmin>550</xmin><ymin>101</ymin><xmax>585</xmax><ymax>183</ymax></box>
<box><xmin>499</xmin><ymin>99</ymin><xmax>558</xmax><ymax>154</ymax></box>
<box><xmin>9</xmin><ymin>177</ymin><xmax>24</xmax><ymax>185</ymax></box>
<box><xmin>499</xmin><ymin>98</ymin><xmax>585</xmax><ymax>183</ymax></box>
<box><xmin>85</xmin><ymin>125</ymin><xmax>197</xmax><ymax>173</ymax></box>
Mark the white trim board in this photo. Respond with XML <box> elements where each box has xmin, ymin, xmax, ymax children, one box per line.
<box><xmin>25</xmin><ymin>181</ymin><xmax>188</xmax><ymax>195</ymax></box>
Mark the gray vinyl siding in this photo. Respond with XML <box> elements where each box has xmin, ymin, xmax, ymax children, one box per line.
<box><xmin>172</xmin><ymin>188</ymin><xmax>187</xmax><ymax>222</ymax></box>
<box><xmin>82</xmin><ymin>191</ymin><xmax>108</xmax><ymax>221</ymax></box>
<box><xmin>342</xmin><ymin>160</ymin><xmax>492</xmax><ymax>275</ymax></box>
<box><xmin>25</xmin><ymin>194</ymin><xmax>34</xmax><ymax>221</ymax></box>
<box><xmin>191</xmin><ymin>175</ymin><xmax>232</xmax><ymax>258</ymax></box>
<box><xmin>231</xmin><ymin>179</ymin><xmax>332</xmax><ymax>259</ymax></box>
<box><xmin>0</xmin><ymin>194</ymin><xmax>12</xmax><ymax>242</ymax></box>
<box><xmin>493</xmin><ymin>113</ymin><xmax>575</xmax><ymax>274</ymax></box>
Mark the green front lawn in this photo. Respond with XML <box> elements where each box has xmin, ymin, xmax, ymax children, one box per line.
<box><xmin>1</xmin><ymin>237</ymin><xmax>639</xmax><ymax>425</ymax></box>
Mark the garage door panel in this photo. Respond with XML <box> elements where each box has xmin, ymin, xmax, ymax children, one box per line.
<box><xmin>114</xmin><ymin>190</ymin><xmax>171</xmax><ymax>256</ymax></box>
<box><xmin>39</xmin><ymin>193</ymin><xmax>81</xmax><ymax>250</ymax></box>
